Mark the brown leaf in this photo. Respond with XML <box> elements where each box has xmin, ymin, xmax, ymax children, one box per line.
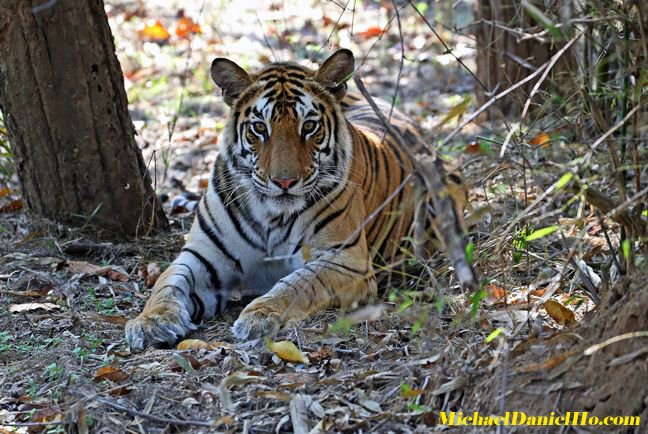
<box><xmin>543</xmin><ymin>300</ymin><xmax>576</xmax><ymax>325</ymax></box>
<box><xmin>95</xmin><ymin>314</ymin><xmax>128</xmax><ymax>325</ymax></box>
<box><xmin>307</xmin><ymin>347</ymin><xmax>332</xmax><ymax>363</ymax></box>
<box><xmin>138</xmin><ymin>19</ymin><xmax>170</xmax><ymax>41</ymax></box>
<box><xmin>9</xmin><ymin>302</ymin><xmax>60</xmax><ymax>313</ymax></box>
<box><xmin>0</xmin><ymin>199</ymin><xmax>23</xmax><ymax>213</ymax></box>
<box><xmin>0</xmin><ymin>186</ymin><xmax>9</xmax><ymax>197</ymax></box>
<box><xmin>255</xmin><ymin>390</ymin><xmax>294</xmax><ymax>402</ymax></box>
<box><xmin>94</xmin><ymin>365</ymin><xmax>130</xmax><ymax>383</ymax></box>
<box><xmin>485</xmin><ymin>283</ymin><xmax>506</xmax><ymax>304</ymax></box>
<box><xmin>109</xmin><ymin>386</ymin><xmax>133</xmax><ymax>396</ymax></box>
<box><xmin>170</xmin><ymin>354</ymin><xmax>202</xmax><ymax>372</ymax></box>
<box><xmin>67</xmin><ymin>261</ymin><xmax>129</xmax><ymax>282</ymax></box>
<box><xmin>517</xmin><ymin>350</ymin><xmax>579</xmax><ymax>373</ymax></box>
<box><xmin>144</xmin><ymin>262</ymin><xmax>161</xmax><ymax>288</ymax></box>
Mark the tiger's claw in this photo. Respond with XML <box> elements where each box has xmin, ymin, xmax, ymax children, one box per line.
<box><xmin>232</xmin><ymin>310</ymin><xmax>282</xmax><ymax>340</ymax></box>
<box><xmin>125</xmin><ymin>302</ymin><xmax>196</xmax><ymax>352</ymax></box>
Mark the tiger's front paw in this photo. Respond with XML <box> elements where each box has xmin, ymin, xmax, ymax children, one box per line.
<box><xmin>232</xmin><ymin>309</ymin><xmax>283</xmax><ymax>340</ymax></box>
<box><xmin>125</xmin><ymin>302</ymin><xmax>196</xmax><ymax>352</ymax></box>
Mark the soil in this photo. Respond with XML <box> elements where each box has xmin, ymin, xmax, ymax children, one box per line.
<box><xmin>466</xmin><ymin>268</ymin><xmax>648</xmax><ymax>433</ymax></box>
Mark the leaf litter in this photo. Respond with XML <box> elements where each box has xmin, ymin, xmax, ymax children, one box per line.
<box><xmin>0</xmin><ymin>0</ymin><xmax>632</xmax><ymax>431</ymax></box>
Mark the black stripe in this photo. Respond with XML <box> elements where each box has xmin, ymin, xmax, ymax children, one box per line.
<box><xmin>213</xmin><ymin>169</ymin><xmax>265</xmax><ymax>251</ymax></box>
<box><xmin>197</xmin><ymin>208</ymin><xmax>243</xmax><ymax>273</ymax></box>
<box><xmin>190</xmin><ymin>293</ymin><xmax>204</xmax><ymax>323</ymax></box>
<box><xmin>175</xmin><ymin>263</ymin><xmax>196</xmax><ymax>288</ymax></box>
<box><xmin>313</xmin><ymin>194</ymin><xmax>353</xmax><ymax>236</ymax></box>
<box><xmin>328</xmin><ymin>232</ymin><xmax>362</xmax><ymax>251</ymax></box>
<box><xmin>181</xmin><ymin>248</ymin><xmax>222</xmax><ymax>313</ymax></box>
<box><xmin>318</xmin><ymin>258</ymin><xmax>367</xmax><ymax>275</ymax></box>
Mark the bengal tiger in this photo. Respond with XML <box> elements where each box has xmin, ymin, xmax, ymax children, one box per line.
<box><xmin>126</xmin><ymin>49</ymin><xmax>454</xmax><ymax>351</ymax></box>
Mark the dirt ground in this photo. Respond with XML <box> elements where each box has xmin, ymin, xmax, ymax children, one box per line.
<box><xmin>1</xmin><ymin>0</ymin><xmax>646</xmax><ymax>433</ymax></box>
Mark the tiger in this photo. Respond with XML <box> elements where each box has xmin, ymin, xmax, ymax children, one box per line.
<box><xmin>126</xmin><ymin>49</ymin><xmax>456</xmax><ymax>351</ymax></box>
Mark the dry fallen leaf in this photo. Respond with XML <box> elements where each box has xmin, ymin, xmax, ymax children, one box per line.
<box><xmin>95</xmin><ymin>314</ymin><xmax>128</xmax><ymax>325</ymax></box>
<box><xmin>67</xmin><ymin>260</ymin><xmax>129</xmax><ymax>282</ymax></box>
<box><xmin>267</xmin><ymin>340</ymin><xmax>309</xmax><ymax>364</ymax></box>
<box><xmin>543</xmin><ymin>300</ymin><xmax>576</xmax><ymax>326</ymax></box>
<box><xmin>0</xmin><ymin>199</ymin><xmax>23</xmax><ymax>213</ymax></box>
<box><xmin>170</xmin><ymin>354</ymin><xmax>202</xmax><ymax>372</ymax></box>
<box><xmin>144</xmin><ymin>262</ymin><xmax>161</xmax><ymax>288</ymax></box>
<box><xmin>9</xmin><ymin>302</ymin><xmax>60</xmax><ymax>313</ymax></box>
<box><xmin>530</xmin><ymin>133</ymin><xmax>551</xmax><ymax>147</ymax></box>
<box><xmin>177</xmin><ymin>339</ymin><xmax>211</xmax><ymax>351</ymax></box>
<box><xmin>94</xmin><ymin>365</ymin><xmax>129</xmax><ymax>383</ymax></box>
<box><xmin>484</xmin><ymin>283</ymin><xmax>506</xmax><ymax>304</ymax></box>
<box><xmin>357</xmin><ymin>26</ymin><xmax>382</xmax><ymax>40</ymax></box>
<box><xmin>221</xmin><ymin>371</ymin><xmax>266</xmax><ymax>390</ymax></box>
<box><xmin>175</xmin><ymin>17</ymin><xmax>201</xmax><ymax>38</ymax></box>
<box><xmin>0</xmin><ymin>186</ymin><xmax>9</xmax><ymax>197</ymax></box>
<box><xmin>255</xmin><ymin>390</ymin><xmax>294</xmax><ymax>402</ymax></box>
<box><xmin>138</xmin><ymin>19</ymin><xmax>170</xmax><ymax>41</ymax></box>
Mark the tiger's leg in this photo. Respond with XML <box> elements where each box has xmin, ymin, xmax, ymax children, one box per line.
<box><xmin>126</xmin><ymin>206</ymin><xmax>240</xmax><ymax>352</ymax></box>
<box><xmin>233</xmin><ymin>195</ymin><xmax>376</xmax><ymax>340</ymax></box>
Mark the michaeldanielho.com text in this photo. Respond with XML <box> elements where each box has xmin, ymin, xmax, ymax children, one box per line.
<box><xmin>439</xmin><ymin>412</ymin><xmax>640</xmax><ymax>427</ymax></box>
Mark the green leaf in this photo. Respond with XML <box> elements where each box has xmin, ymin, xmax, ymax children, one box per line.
<box><xmin>622</xmin><ymin>239</ymin><xmax>631</xmax><ymax>259</ymax></box>
<box><xmin>521</xmin><ymin>0</ymin><xmax>560</xmax><ymax>37</ymax></box>
<box><xmin>415</xmin><ymin>2</ymin><xmax>429</xmax><ymax>15</ymax></box>
<box><xmin>465</xmin><ymin>242</ymin><xmax>474</xmax><ymax>265</ymax></box>
<box><xmin>525</xmin><ymin>226</ymin><xmax>559</xmax><ymax>241</ymax></box>
<box><xmin>555</xmin><ymin>173</ymin><xmax>573</xmax><ymax>190</ymax></box>
<box><xmin>485</xmin><ymin>328</ymin><xmax>504</xmax><ymax>343</ymax></box>
<box><xmin>173</xmin><ymin>353</ymin><xmax>196</xmax><ymax>374</ymax></box>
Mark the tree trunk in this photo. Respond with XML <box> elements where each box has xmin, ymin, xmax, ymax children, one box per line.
<box><xmin>473</xmin><ymin>0</ymin><xmax>555</xmax><ymax>118</ymax></box>
<box><xmin>0</xmin><ymin>0</ymin><xmax>168</xmax><ymax>236</ymax></box>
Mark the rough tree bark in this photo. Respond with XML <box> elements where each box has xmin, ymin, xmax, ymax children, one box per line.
<box><xmin>0</xmin><ymin>0</ymin><xmax>168</xmax><ymax>236</ymax></box>
<box><xmin>473</xmin><ymin>0</ymin><xmax>556</xmax><ymax>118</ymax></box>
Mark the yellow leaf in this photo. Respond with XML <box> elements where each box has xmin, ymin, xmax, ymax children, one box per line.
<box><xmin>435</xmin><ymin>96</ymin><xmax>472</xmax><ymax>129</ymax></box>
<box><xmin>138</xmin><ymin>19</ymin><xmax>170</xmax><ymax>41</ymax></box>
<box><xmin>267</xmin><ymin>340</ymin><xmax>309</xmax><ymax>364</ymax></box>
<box><xmin>177</xmin><ymin>339</ymin><xmax>211</xmax><ymax>350</ymax></box>
<box><xmin>543</xmin><ymin>300</ymin><xmax>576</xmax><ymax>326</ymax></box>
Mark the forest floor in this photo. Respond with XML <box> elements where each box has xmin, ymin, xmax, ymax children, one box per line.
<box><xmin>1</xmin><ymin>0</ymin><xmax>645</xmax><ymax>433</ymax></box>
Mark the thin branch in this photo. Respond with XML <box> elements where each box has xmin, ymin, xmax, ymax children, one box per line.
<box><xmin>96</xmin><ymin>398</ymin><xmax>214</xmax><ymax>428</ymax></box>
<box><xmin>441</xmin><ymin>61</ymin><xmax>550</xmax><ymax>147</ymax></box>
<box><xmin>407</xmin><ymin>0</ymin><xmax>487</xmax><ymax>91</ymax></box>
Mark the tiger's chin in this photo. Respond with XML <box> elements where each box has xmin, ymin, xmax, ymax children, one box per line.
<box><xmin>266</xmin><ymin>193</ymin><xmax>307</xmax><ymax>215</ymax></box>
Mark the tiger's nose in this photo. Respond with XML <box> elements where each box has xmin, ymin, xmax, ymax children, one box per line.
<box><xmin>270</xmin><ymin>176</ymin><xmax>298</xmax><ymax>190</ymax></box>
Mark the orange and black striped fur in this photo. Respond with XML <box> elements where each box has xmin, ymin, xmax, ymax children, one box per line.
<box><xmin>126</xmin><ymin>50</ymin><xmax>435</xmax><ymax>351</ymax></box>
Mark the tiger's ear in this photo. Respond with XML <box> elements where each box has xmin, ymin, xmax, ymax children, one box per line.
<box><xmin>315</xmin><ymin>49</ymin><xmax>354</xmax><ymax>100</ymax></box>
<box><xmin>210</xmin><ymin>58</ymin><xmax>253</xmax><ymax>106</ymax></box>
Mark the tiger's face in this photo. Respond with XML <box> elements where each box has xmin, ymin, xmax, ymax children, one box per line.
<box><xmin>210</xmin><ymin>50</ymin><xmax>355</xmax><ymax>214</ymax></box>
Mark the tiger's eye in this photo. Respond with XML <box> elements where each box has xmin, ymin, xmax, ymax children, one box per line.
<box><xmin>252</xmin><ymin>122</ymin><xmax>266</xmax><ymax>135</ymax></box>
<box><xmin>302</xmin><ymin>120</ymin><xmax>317</xmax><ymax>134</ymax></box>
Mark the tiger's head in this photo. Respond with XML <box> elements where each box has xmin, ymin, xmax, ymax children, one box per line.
<box><xmin>210</xmin><ymin>49</ymin><xmax>355</xmax><ymax>214</ymax></box>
